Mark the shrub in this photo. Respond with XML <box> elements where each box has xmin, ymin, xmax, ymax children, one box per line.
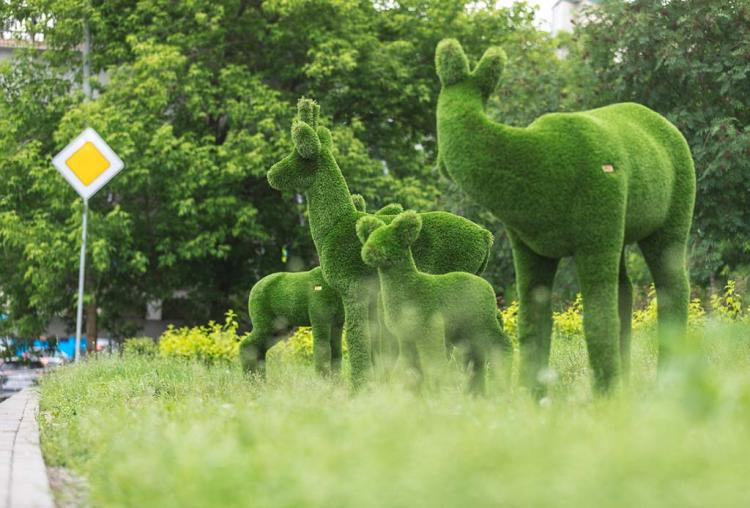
<box><xmin>265</xmin><ymin>326</ymin><xmax>350</xmax><ymax>368</ymax></box>
<box><xmin>266</xmin><ymin>326</ymin><xmax>315</xmax><ymax>366</ymax></box>
<box><xmin>159</xmin><ymin>310</ymin><xmax>247</xmax><ymax>364</ymax></box>
<box><xmin>499</xmin><ymin>300</ymin><xmax>518</xmax><ymax>342</ymax></box>
<box><xmin>502</xmin><ymin>282</ymin><xmax>726</xmax><ymax>342</ymax></box>
<box><xmin>553</xmin><ymin>293</ymin><xmax>584</xmax><ymax>339</ymax></box>
<box><xmin>710</xmin><ymin>280</ymin><xmax>746</xmax><ymax>322</ymax></box>
<box><xmin>122</xmin><ymin>337</ymin><xmax>158</xmax><ymax>358</ymax></box>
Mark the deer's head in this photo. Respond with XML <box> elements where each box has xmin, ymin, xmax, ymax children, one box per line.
<box><xmin>267</xmin><ymin>98</ymin><xmax>334</xmax><ymax>192</ymax></box>
<box><xmin>357</xmin><ymin>211</ymin><xmax>422</xmax><ymax>269</ymax></box>
<box><xmin>435</xmin><ymin>39</ymin><xmax>506</xmax><ymax>105</ymax></box>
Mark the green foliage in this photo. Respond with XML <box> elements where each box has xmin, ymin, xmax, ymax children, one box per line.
<box><xmin>266</xmin><ymin>326</ymin><xmax>316</xmax><ymax>367</ymax></box>
<box><xmin>358</xmin><ymin>211</ymin><xmax>510</xmax><ymax>392</ymax></box>
<box><xmin>574</xmin><ymin>0</ymin><xmax>750</xmax><ymax>283</ymax></box>
<box><xmin>38</xmin><ymin>320</ymin><xmax>750</xmax><ymax>507</ymax></box>
<box><xmin>122</xmin><ymin>337</ymin><xmax>158</xmax><ymax>358</ymax></box>
<box><xmin>710</xmin><ymin>281</ymin><xmax>750</xmax><ymax>323</ymax></box>
<box><xmin>159</xmin><ymin>310</ymin><xmax>246</xmax><ymax>364</ymax></box>
<box><xmin>435</xmin><ymin>38</ymin><xmax>696</xmax><ymax>394</ymax></box>
<box><xmin>268</xmin><ymin>100</ymin><xmax>495</xmax><ymax>388</ymax></box>
<box><xmin>552</xmin><ymin>294</ymin><xmax>584</xmax><ymax>340</ymax></box>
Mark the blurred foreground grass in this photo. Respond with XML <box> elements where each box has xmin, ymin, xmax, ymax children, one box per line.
<box><xmin>39</xmin><ymin>322</ymin><xmax>750</xmax><ymax>508</ymax></box>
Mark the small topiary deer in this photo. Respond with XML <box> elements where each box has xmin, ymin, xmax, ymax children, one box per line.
<box><xmin>357</xmin><ymin>211</ymin><xmax>511</xmax><ymax>392</ymax></box>
<box><xmin>267</xmin><ymin>98</ymin><xmax>494</xmax><ymax>389</ymax></box>
<box><xmin>435</xmin><ymin>39</ymin><xmax>696</xmax><ymax>394</ymax></box>
<box><xmin>239</xmin><ymin>267</ymin><xmax>344</xmax><ymax>375</ymax></box>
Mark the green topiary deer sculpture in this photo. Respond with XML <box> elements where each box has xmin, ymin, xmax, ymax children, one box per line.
<box><xmin>268</xmin><ymin>98</ymin><xmax>494</xmax><ymax>389</ymax></box>
<box><xmin>357</xmin><ymin>211</ymin><xmax>511</xmax><ymax>392</ymax></box>
<box><xmin>435</xmin><ymin>39</ymin><xmax>696</xmax><ymax>394</ymax></box>
<box><xmin>239</xmin><ymin>267</ymin><xmax>344</xmax><ymax>376</ymax></box>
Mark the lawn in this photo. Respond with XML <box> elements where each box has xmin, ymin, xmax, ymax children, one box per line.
<box><xmin>39</xmin><ymin>322</ymin><xmax>750</xmax><ymax>508</ymax></box>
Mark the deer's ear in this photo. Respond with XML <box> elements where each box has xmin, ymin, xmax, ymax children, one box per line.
<box><xmin>351</xmin><ymin>193</ymin><xmax>367</xmax><ymax>213</ymax></box>
<box><xmin>436</xmin><ymin>39</ymin><xmax>470</xmax><ymax>86</ymax></box>
<box><xmin>292</xmin><ymin>120</ymin><xmax>321</xmax><ymax>159</ymax></box>
<box><xmin>356</xmin><ymin>215</ymin><xmax>385</xmax><ymax>244</ymax></box>
<box><xmin>391</xmin><ymin>211</ymin><xmax>422</xmax><ymax>246</ymax></box>
<box><xmin>376</xmin><ymin>203</ymin><xmax>404</xmax><ymax>215</ymax></box>
<box><xmin>297</xmin><ymin>97</ymin><xmax>319</xmax><ymax>128</ymax></box>
<box><xmin>316</xmin><ymin>126</ymin><xmax>333</xmax><ymax>150</ymax></box>
<box><xmin>473</xmin><ymin>46</ymin><xmax>506</xmax><ymax>99</ymax></box>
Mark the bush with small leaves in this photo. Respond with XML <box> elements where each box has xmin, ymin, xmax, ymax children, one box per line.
<box><xmin>122</xmin><ymin>337</ymin><xmax>158</xmax><ymax>358</ymax></box>
<box><xmin>160</xmin><ymin>310</ymin><xmax>246</xmax><ymax>364</ymax></box>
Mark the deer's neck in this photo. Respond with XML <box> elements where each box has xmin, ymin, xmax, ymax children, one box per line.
<box><xmin>306</xmin><ymin>153</ymin><xmax>357</xmax><ymax>246</ymax></box>
<box><xmin>378</xmin><ymin>252</ymin><xmax>419</xmax><ymax>297</ymax></box>
<box><xmin>437</xmin><ymin>87</ymin><xmax>536</xmax><ymax>219</ymax></box>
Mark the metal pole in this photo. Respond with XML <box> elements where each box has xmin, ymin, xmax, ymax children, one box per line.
<box><xmin>82</xmin><ymin>21</ymin><xmax>92</xmax><ymax>100</ymax></box>
<box><xmin>74</xmin><ymin>21</ymin><xmax>92</xmax><ymax>362</ymax></box>
<box><xmin>74</xmin><ymin>200</ymin><xmax>88</xmax><ymax>362</ymax></box>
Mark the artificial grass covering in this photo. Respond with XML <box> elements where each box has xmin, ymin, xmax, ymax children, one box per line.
<box><xmin>267</xmin><ymin>99</ymin><xmax>494</xmax><ymax>388</ymax></box>
<box><xmin>357</xmin><ymin>211</ymin><xmax>511</xmax><ymax>392</ymax></box>
<box><xmin>435</xmin><ymin>38</ymin><xmax>696</xmax><ymax>394</ymax></box>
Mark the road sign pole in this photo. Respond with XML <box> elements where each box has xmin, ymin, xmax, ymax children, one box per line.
<box><xmin>73</xmin><ymin>20</ymin><xmax>93</xmax><ymax>363</ymax></box>
<box><xmin>74</xmin><ymin>199</ymin><xmax>88</xmax><ymax>362</ymax></box>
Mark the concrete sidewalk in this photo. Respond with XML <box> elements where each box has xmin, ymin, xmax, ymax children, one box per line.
<box><xmin>0</xmin><ymin>389</ymin><xmax>54</xmax><ymax>508</ymax></box>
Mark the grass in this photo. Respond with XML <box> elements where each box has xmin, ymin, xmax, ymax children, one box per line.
<box><xmin>38</xmin><ymin>322</ymin><xmax>750</xmax><ymax>508</ymax></box>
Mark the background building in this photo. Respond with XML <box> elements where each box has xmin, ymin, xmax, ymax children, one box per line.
<box><xmin>551</xmin><ymin>0</ymin><xmax>601</xmax><ymax>35</ymax></box>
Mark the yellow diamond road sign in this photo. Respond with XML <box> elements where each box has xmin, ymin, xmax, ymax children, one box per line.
<box><xmin>52</xmin><ymin>128</ymin><xmax>124</xmax><ymax>200</ymax></box>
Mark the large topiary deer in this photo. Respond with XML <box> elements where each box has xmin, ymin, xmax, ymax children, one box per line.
<box><xmin>434</xmin><ymin>39</ymin><xmax>696</xmax><ymax>394</ymax></box>
<box><xmin>268</xmin><ymin>98</ymin><xmax>494</xmax><ymax>389</ymax></box>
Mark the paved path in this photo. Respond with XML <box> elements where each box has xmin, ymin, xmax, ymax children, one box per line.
<box><xmin>0</xmin><ymin>389</ymin><xmax>54</xmax><ymax>508</ymax></box>
<box><xmin>1</xmin><ymin>368</ymin><xmax>44</xmax><ymax>403</ymax></box>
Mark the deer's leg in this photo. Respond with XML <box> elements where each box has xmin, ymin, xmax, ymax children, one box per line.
<box><xmin>464</xmin><ymin>327</ymin><xmax>494</xmax><ymax>395</ymax></box>
<box><xmin>575</xmin><ymin>248</ymin><xmax>623</xmax><ymax>394</ymax></box>
<box><xmin>377</xmin><ymin>292</ymin><xmax>399</xmax><ymax>376</ymax></box>
<box><xmin>638</xmin><ymin>229</ymin><xmax>690</xmax><ymax>372</ymax></box>
<box><xmin>239</xmin><ymin>324</ymin><xmax>273</xmax><ymax>375</ymax></box>
<box><xmin>413</xmin><ymin>317</ymin><xmax>447</xmax><ymax>393</ymax></box>
<box><xmin>343</xmin><ymin>296</ymin><xmax>373</xmax><ymax>390</ymax></box>
<box><xmin>482</xmin><ymin>311</ymin><xmax>513</xmax><ymax>393</ymax></box>
<box><xmin>368</xmin><ymin>295</ymin><xmax>383</xmax><ymax>370</ymax></box>
<box><xmin>330</xmin><ymin>320</ymin><xmax>344</xmax><ymax>375</ymax></box>
<box><xmin>508</xmin><ymin>231</ymin><xmax>559</xmax><ymax>397</ymax></box>
<box><xmin>311</xmin><ymin>319</ymin><xmax>332</xmax><ymax>376</ymax></box>
<box><xmin>619</xmin><ymin>250</ymin><xmax>633</xmax><ymax>383</ymax></box>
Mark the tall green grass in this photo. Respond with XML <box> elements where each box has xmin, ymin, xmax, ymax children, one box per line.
<box><xmin>39</xmin><ymin>323</ymin><xmax>750</xmax><ymax>507</ymax></box>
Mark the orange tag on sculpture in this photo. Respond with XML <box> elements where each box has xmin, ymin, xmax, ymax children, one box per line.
<box><xmin>602</xmin><ymin>164</ymin><xmax>614</xmax><ymax>173</ymax></box>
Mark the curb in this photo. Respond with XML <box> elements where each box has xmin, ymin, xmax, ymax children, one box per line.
<box><xmin>0</xmin><ymin>388</ymin><xmax>54</xmax><ymax>508</ymax></box>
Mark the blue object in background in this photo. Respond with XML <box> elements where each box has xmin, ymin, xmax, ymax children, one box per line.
<box><xmin>55</xmin><ymin>336</ymin><xmax>87</xmax><ymax>359</ymax></box>
<box><xmin>11</xmin><ymin>336</ymin><xmax>86</xmax><ymax>359</ymax></box>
